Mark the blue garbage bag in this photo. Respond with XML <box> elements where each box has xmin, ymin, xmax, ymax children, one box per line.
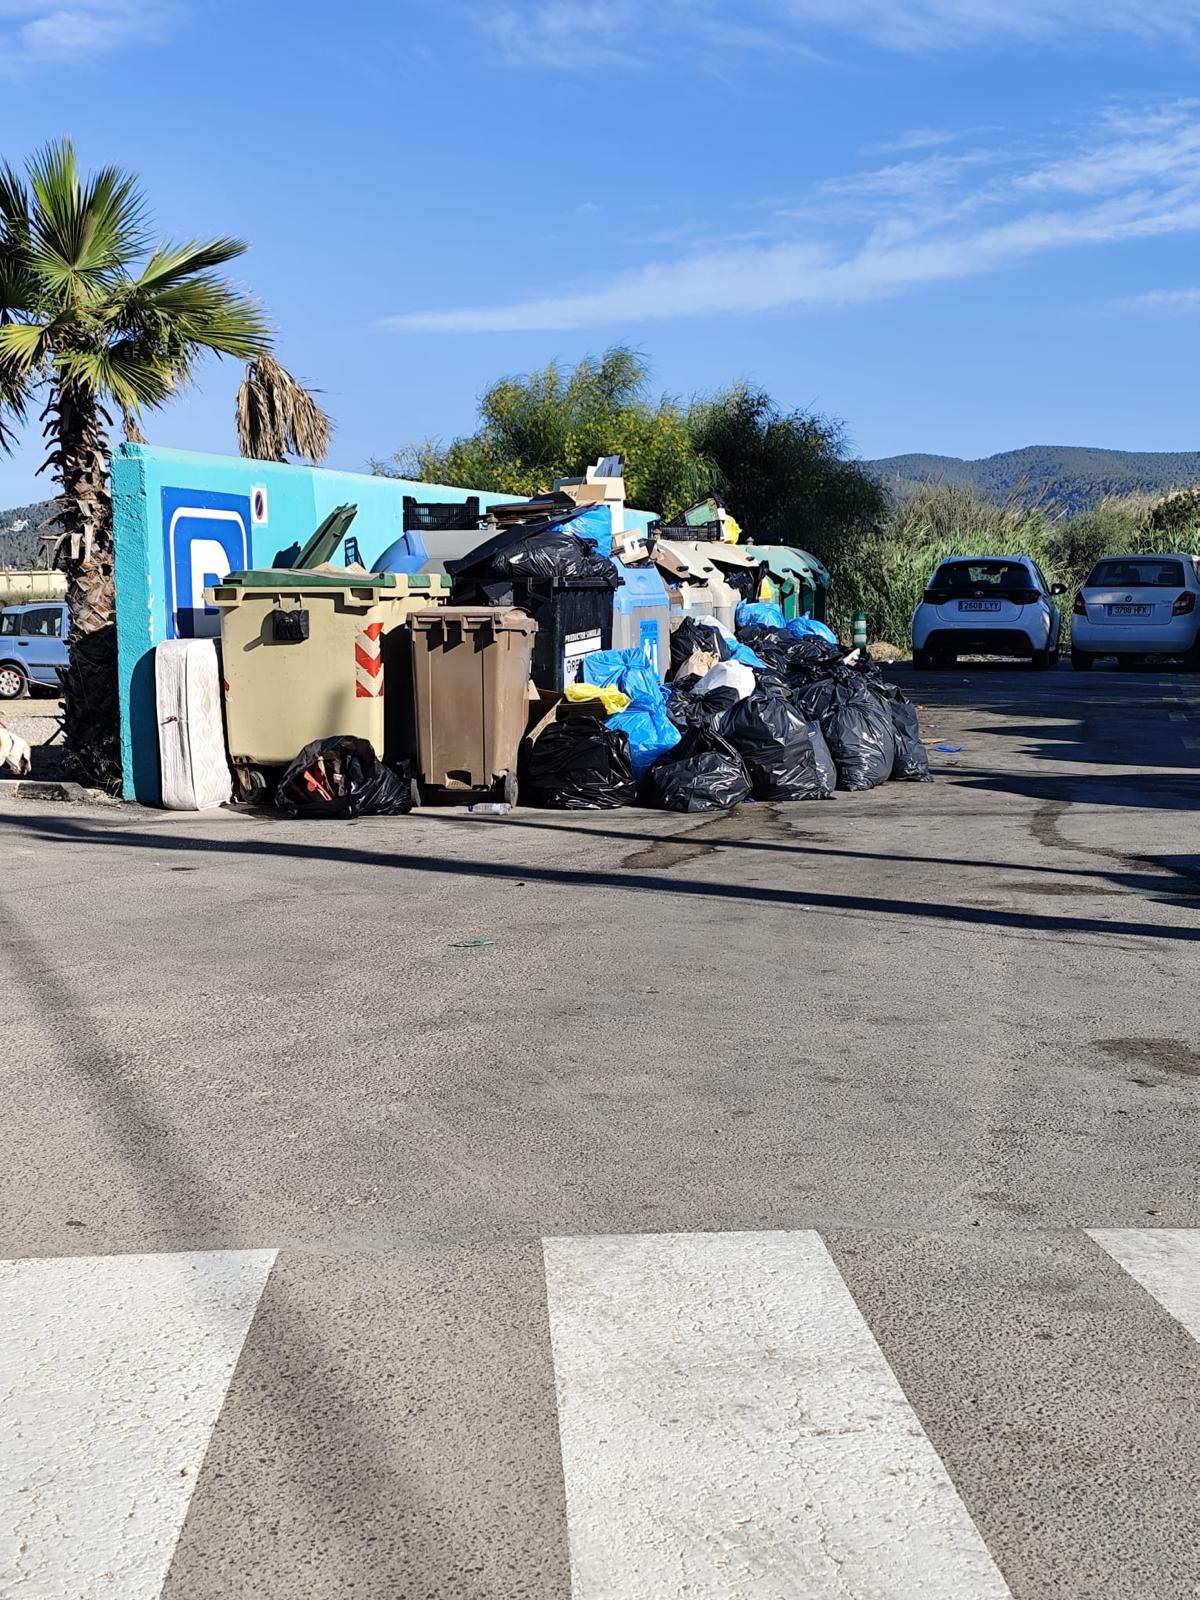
<box><xmin>736</xmin><ymin>600</ymin><xmax>786</xmax><ymax>632</ymax></box>
<box><xmin>582</xmin><ymin>646</ymin><xmax>660</xmax><ymax>706</ymax></box>
<box><xmin>609</xmin><ymin>700</ymin><xmax>681</xmax><ymax>779</ymax></box>
<box><xmin>785</xmin><ymin>613</ymin><xmax>838</xmax><ymax>645</ymax></box>
<box><xmin>553</xmin><ymin>503</ymin><xmax>612</xmax><ymax>556</ymax></box>
<box><xmin>726</xmin><ymin>639</ymin><xmax>766</xmax><ymax>668</ymax></box>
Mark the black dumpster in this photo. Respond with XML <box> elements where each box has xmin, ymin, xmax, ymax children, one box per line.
<box><xmin>447</xmin><ymin>513</ymin><xmax>622</xmax><ymax>692</ymax></box>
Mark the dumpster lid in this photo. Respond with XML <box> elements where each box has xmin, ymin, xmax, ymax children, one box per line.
<box><xmin>743</xmin><ymin>544</ymin><xmax>829</xmax><ymax>583</ymax></box>
<box><xmin>410</xmin><ymin>605</ymin><xmax>538</xmax><ymax>634</ymax></box>
<box><xmin>613</xmin><ymin>559</ymin><xmax>670</xmax><ymax>610</ymax></box>
<box><xmin>653</xmin><ymin>539</ymin><xmax>720</xmax><ymax>580</ymax></box>
<box><xmin>222</xmin><ymin>569</ymin><xmax>449</xmax><ymax>591</ymax></box>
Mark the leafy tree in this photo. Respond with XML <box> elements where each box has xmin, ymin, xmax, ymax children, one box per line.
<box><xmin>0</xmin><ymin>139</ymin><xmax>270</xmax><ymax>787</ymax></box>
<box><xmin>376</xmin><ymin>348</ymin><xmax>712</xmax><ymax>520</ymax></box>
<box><xmin>687</xmin><ymin>385</ymin><xmax>886</xmax><ymax>564</ymax></box>
<box><xmin>377</xmin><ymin>351</ymin><xmax>885</xmax><ymax>567</ymax></box>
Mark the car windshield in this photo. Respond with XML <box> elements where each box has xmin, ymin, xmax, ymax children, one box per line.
<box><xmin>1087</xmin><ymin>558</ymin><xmax>1185</xmax><ymax>589</ymax></box>
<box><xmin>934</xmin><ymin>562</ymin><xmax>1031</xmax><ymax>593</ymax></box>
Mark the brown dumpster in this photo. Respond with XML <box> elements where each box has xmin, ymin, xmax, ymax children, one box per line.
<box><xmin>409</xmin><ymin>607</ymin><xmax>537</xmax><ymax>805</ymax></box>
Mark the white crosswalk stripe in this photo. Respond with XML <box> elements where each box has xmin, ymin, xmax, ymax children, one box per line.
<box><xmin>0</xmin><ymin>1249</ymin><xmax>275</xmax><ymax>1600</ymax></box>
<box><xmin>543</xmin><ymin>1230</ymin><xmax>1013</xmax><ymax>1600</ymax></box>
<box><xmin>6</xmin><ymin>1230</ymin><xmax>1200</xmax><ymax>1598</ymax></box>
<box><xmin>1090</xmin><ymin>1228</ymin><xmax>1200</xmax><ymax>1343</ymax></box>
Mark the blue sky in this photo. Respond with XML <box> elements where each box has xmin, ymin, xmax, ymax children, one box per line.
<box><xmin>2</xmin><ymin>0</ymin><xmax>1200</xmax><ymax>507</ymax></box>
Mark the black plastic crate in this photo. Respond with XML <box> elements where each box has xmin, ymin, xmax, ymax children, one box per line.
<box><xmin>403</xmin><ymin>495</ymin><xmax>481</xmax><ymax>532</ymax></box>
<box><xmin>663</xmin><ymin>519</ymin><xmax>724</xmax><ymax>542</ymax></box>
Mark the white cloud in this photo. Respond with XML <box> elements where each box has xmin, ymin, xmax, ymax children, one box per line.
<box><xmin>1125</xmin><ymin>287</ymin><xmax>1200</xmax><ymax>310</ymax></box>
<box><xmin>471</xmin><ymin>0</ymin><xmax>1200</xmax><ymax>68</ymax></box>
<box><xmin>385</xmin><ymin>102</ymin><xmax>1200</xmax><ymax>333</ymax></box>
<box><xmin>0</xmin><ymin>1</ymin><xmax>177</xmax><ymax>70</ymax></box>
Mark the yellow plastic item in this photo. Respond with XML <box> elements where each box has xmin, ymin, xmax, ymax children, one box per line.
<box><xmin>565</xmin><ymin>683</ymin><xmax>631</xmax><ymax>715</ymax></box>
<box><xmin>723</xmin><ymin>511</ymin><xmax>742</xmax><ymax>544</ymax></box>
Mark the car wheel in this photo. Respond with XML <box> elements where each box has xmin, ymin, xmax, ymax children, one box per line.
<box><xmin>912</xmin><ymin>648</ymin><xmax>931</xmax><ymax>671</ymax></box>
<box><xmin>1071</xmin><ymin>649</ymin><xmax>1093</xmax><ymax>672</ymax></box>
<box><xmin>0</xmin><ymin>661</ymin><xmax>28</xmax><ymax>699</ymax></box>
<box><xmin>1030</xmin><ymin>649</ymin><xmax>1050</xmax><ymax>670</ymax></box>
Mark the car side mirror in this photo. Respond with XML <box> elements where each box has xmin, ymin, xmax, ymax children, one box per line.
<box><xmin>1050</xmin><ymin>583</ymin><xmax>1067</xmax><ymax>596</ymax></box>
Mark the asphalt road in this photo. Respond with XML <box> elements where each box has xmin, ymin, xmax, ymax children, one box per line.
<box><xmin>2</xmin><ymin>661</ymin><xmax>1200</xmax><ymax>1599</ymax></box>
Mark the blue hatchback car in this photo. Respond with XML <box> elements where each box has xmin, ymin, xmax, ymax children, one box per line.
<box><xmin>0</xmin><ymin>600</ymin><xmax>69</xmax><ymax>698</ymax></box>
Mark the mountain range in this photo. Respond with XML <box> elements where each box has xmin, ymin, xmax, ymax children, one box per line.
<box><xmin>4</xmin><ymin>445</ymin><xmax>1200</xmax><ymax>558</ymax></box>
<box><xmin>0</xmin><ymin>499</ymin><xmax>58</xmax><ymax>568</ymax></box>
<box><xmin>863</xmin><ymin>446</ymin><xmax>1200</xmax><ymax>516</ymax></box>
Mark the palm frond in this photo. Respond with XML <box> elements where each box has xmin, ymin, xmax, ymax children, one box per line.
<box><xmin>133</xmin><ymin>236</ymin><xmax>250</xmax><ymax>294</ymax></box>
<box><xmin>236</xmin><ymin>352</ymin><xmax>331</xmax><ymax>464</ymax></box>
<box><xmin>25</xmin><ymin>140</ymin><xmax>148</xmax><ymax>293</ymax></box>
<box><xmin>113</xmin><ymin>271</ymin><xmax>271</xmax><ymax>360</ymax></box>
<box><xmin>56</xmin><ymin>342</ymin><xmax>177</xmax><ymax>410</ymax></box>
<box><xmin>0</xmin><ymin>319</ymin><xmax>49</xmax><ymax>375</ymax></box>
<box><xmin>0</xmin><ymin>162</ymin><xmax>31</xmax><ymax>235</ymax></box>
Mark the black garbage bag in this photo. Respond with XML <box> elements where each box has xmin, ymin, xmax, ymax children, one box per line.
<box><xmin>494</xmin><ymin>530</ymin><xmax>618</xmax><ymax>586</ymax></box>
<box><xmin>275</xmin><ymin>736</ymin><xmax>412</xmax><ymax>819</ymax></box>
<box><xmin>664</xmin><ymin>683</ymin><xmax>728</xmax><ymax>733</ymax></box>
<box><xmin>750</xmin><ymin>665</ymin><xmax>792</xmax><ymax>699</ymax></box>
<box><xmin>447</xmin><ymin>517</ymin><xmax>618</xmax><ymax>589</ymax></box>
<box><xmin>820</xmin><ymin>682</ymin><xmax>897</xmax><ymax>792</ymax></box>
<box><xmin>720</xmin><ymin>692</ymin><xmax>825</xmax><ymax>801</ymax></box>
<box><xmin>642</xmin><ymin>725</ymin><xmax>751</xmax><ymax>812</ymax></box>
<box><xmin>788</xmin><ymin>634</ymin><xmax>840</xmax><ymax>665</ymax></box>
<box><xmin>879</xmin><ymin>688</ymin><xmax>932</xmax><ymax>782</ymax></box>
<box><xmin>792</xmin><ymin>672</ymin><xmax>843</xmax><ymax>724</ymax></box>
<box><xmin>806</xmin><ymin>717</ymin><xmax>838</xmax><ymax>796</ymax></box>
<box><xmin>670</xmin><ymin>615</ymin><xmax>730</xmax><ymax>673</ymax></box>
<box><xmin>526</xmin><ymin>718</ymin><xmax>637</xmax><ymax>809</ymax></box>
<box><xmin>737</xmin><ymin>626</ymin><xmax>793</xmax><ymax>671</ymax></box>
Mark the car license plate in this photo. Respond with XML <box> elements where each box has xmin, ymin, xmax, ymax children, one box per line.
<box><xmin>958</xmin><ymin>600</ymin><xmax>1001</xmax><ymax>613</ymax></box>
<box><xmin>1106</xmin><ymin>604</ymin><xmax>1152</xmax><ymax>617</ymax></box>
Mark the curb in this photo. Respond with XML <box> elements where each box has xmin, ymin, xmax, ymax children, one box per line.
<box><xmin>0</xmin><ymin>779</ymin><xmax>121</xmax><ymax>805</ymax></box>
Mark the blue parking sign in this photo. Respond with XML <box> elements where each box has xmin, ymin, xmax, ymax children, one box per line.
<box><xmin>162</xmin><ymin>487</ymin><xmax>252</xmax><ymax>638</ymax></box>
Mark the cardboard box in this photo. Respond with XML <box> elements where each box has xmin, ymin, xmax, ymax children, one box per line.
<box><xmin>612</xmin><ymin>528</ymin><xmax>649</xmax><ymax>564</ymax></box>
<box><xmin>554</xmin><ymin>463</ymin><xmax>626</xmax><ymax>533</ymax></box>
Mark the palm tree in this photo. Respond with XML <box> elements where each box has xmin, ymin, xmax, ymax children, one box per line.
<box><xmin>0</xmin><ymin>139</ymin><xmax>271</xmax><ymax>788</ymax></box>
<box><xmin>237</xmin><ymin>351</ymin><xmax>331</xmax><ymax>465</ymax></box>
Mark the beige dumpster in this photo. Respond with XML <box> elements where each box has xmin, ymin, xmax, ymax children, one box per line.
<box><xmin>409</xmin><ymin>607</ymin><xmax>537</xmax><ymax>806</ymax></box>
<box><xmin>208</xmin><ymin>570</ymin><xmax>449</xmax><ymax>786</ymax></box>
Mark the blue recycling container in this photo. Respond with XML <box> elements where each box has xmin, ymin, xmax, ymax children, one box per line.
<box><xmin>611</xmin><ymin>559</ymin><xmax>671</xmax><ymax>682</ymax></box>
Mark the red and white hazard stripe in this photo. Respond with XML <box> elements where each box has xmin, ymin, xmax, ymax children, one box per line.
<box><xmin>355</xmin><ymin>622</ymin><xmax>384</xmax><ymax>698</ymax></box>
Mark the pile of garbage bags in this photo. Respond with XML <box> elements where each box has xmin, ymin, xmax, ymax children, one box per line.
<box><xmin>526</xmin><ymin>609</ymin><xmax>931</xmax><ymax>812</ymax></box>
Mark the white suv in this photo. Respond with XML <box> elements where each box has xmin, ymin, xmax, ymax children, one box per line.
<box><xmin>912</xmin><ymin>556</ymin><xmax>1065</xmax><ymax>670</ymax></box>
<box><xmin>1071</xmin><ymin>553</ymin><xmax>1200</xmax><ymax>670</ymax></box>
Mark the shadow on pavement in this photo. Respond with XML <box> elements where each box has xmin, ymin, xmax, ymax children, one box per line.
<box><xmin>0</xmin><ymin>892</ymin><xmax>415</xmax><ymax>1580</ymax></box>
<box><xmin>4</xmin><ymin>808</ymin><xmax>1197</xmax><ymax>945</ymax></box>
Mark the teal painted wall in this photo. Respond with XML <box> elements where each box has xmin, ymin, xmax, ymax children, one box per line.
<box><xmin>112</xmin><ymin>443</ymin><xmax>658</xmax><ymax>803</ymax></box>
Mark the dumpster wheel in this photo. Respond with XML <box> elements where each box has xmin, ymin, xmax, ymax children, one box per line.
<box><xmin>233</xmin><ymin>763</ymin><xmax>270</xmax><ymax>801</ymax></box>
<box><xmin>502</xmin><ymin>769</ymin><xmax>519</xmax><ymax>808</ymax></box>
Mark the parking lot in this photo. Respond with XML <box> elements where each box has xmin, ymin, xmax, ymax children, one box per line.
<box><xmin>3</xmin><ymin>662</ymin><xmax>1200</xmax><ymax>1597</ymax></box>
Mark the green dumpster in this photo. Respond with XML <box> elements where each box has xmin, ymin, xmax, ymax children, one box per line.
<box><xmin>742</xmin><ymin>545</ymin><xmax>830</xmax><ymax>623</ymax></box>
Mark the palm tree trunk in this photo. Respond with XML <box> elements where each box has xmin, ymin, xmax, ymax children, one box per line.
<box><xmin>43</xmin><ymin>386</ymin><xmax>122</xmax><ymax>791</ymax></box>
